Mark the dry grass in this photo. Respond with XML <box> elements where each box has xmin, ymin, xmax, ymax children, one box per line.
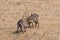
<box><xmin>0</xmin><ymin>0</ymin><xmax>60</xmax><ymax>40</ymax></box>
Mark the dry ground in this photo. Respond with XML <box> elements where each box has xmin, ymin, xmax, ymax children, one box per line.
<box><xmin>0</xmin><ymin>0</ymin><xmax>60</xmax><ymax>40</ymax></box>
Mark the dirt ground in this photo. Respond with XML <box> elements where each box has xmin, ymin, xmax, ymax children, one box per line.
<box><xmin>0</xmin><ymin>0</ymin><xmax>60</xmax><ymax>40</ymax></box>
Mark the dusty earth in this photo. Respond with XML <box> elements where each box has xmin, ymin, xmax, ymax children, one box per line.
<box><xmin>0</xmin><ymin>0</ymin><xmax>60</xmax><ymax>40</ymax></box>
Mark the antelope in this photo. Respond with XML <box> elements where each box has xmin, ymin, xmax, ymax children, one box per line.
<box><xmin>16</xmin><ymin>14</ymin><xmax>29</xmax><ymax>33</ymax></box>
<box><xmin>25</xmin><ymin>13</ymin><xmax>39</xmax><ymax>28</ymax></box>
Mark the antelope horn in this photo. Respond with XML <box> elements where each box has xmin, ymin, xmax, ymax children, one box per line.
<box><xmin>22</xmin><ymin>14</ymin><xmax>24</xmax><ymax>19</ymax></box>
<box><xmin>31</xmin><ymin>12</ymin><xmax>33</xmax><ymax>15</ymax></box>
<box><xmin>26</xmin><ymin>12</ymin><xmax>29</xmax><ymax>17</ymax></box>
<box><xmin>24</xmin><ymin>12</ymin><xmax>27</xmax><ymax>18</ymax></box>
